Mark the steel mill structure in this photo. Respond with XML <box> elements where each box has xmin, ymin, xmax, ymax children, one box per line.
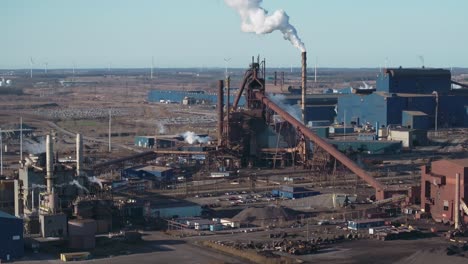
<box><xmin>222</xmin><ymin>54</ymin><xmax>396</xmax><ymax>200</ymax></box>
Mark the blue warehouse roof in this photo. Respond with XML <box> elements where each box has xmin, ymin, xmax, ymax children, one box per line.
<box><xmin>0</xmin><ymin>210</ymin><xmax>18</xmax><ymax>220</ymax></box>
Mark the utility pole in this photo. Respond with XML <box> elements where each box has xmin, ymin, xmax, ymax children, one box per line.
<box><xmin>108</xmin><ymin>110</ymin><xmax>112</xmax><ymax>152</ymax></box>
<box><xmin>20</xmin><ymin>117</ymin><xmax>23</xmax><ymax>162</ymax></box>
<box><xmin>432</xmin><ymin>91</ymin><xmax>438</xmax><ymax>136</ymax></box>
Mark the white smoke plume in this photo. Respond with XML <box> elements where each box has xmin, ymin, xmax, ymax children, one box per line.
<box><xmin>225</xmin><ymin>0</ymin><xmax>306</xmax><ymax>52</ymax></box>
<box><xmin>268</xmin><ymin>94</ymin><xmax>302</xmax><ymax>123</ymax></box>
<box><xmin>87</xmin><ymin>176</ymin><xmax>103</xmax><ymax>189</ymax></box>
<box><xmin>182</xmin><ymin>131</ymin><xmax>211</xmax><ymax>144</ymax></box>
<box><xmin>70</xmin><ymin>180</ymin><xmax>89</xmax><ymax>193</ymax></box>
<box><xmin>157</xmin><ymin>122</ymin><xmax>166</xmax><ymax>134</ymax></box>
<box><xmin>24</xmin><ymin>137</ymin><xmax>46</xmax><ymax>155</ymax></box>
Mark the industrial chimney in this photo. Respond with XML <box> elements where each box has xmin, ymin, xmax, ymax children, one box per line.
<box><xmin>217</xmin><ymin>80</ymin><xmax>224</xmax><ymax>147</ymax></box>
<box><xmin>301</xmin><ymin>52</ymin><xmax>307</xmax><ymax>123</ymax></box>
<box><xmin>76</xmin><ymin>133</ymin><xmax>83</xmax><ymax>177</ymax></box>
<box><xmin>45</xmin><ymin>134</ymin><xmax>54</xmax><ymax>194</ymax></box>
<box><xmin>455</xmin><ymin>173</ymin><xmax>460</xmax><ymax>229</ymax></box>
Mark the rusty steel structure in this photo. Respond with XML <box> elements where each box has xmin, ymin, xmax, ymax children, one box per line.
<box><xmin>230</xmin><ymin>55</ymin><xmax>386</xmax><ymax>200</ymax></box>
<box><xmin>301</xmin><ymin>51</ymin><xmax>307</xmax><ymax>123</ymax></box>
<box><xmin>218</xmin><ymin>80</ymin><xmax>224</xmax><ymax>147</ymax></box>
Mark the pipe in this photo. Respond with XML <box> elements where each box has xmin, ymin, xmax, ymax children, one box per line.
<box><xmin>233</xmin><ymin>70</ymin><xmax>252</xmax><ymax>109</ymax></box>
<box><xmin>455</xmin><ymin>173</ymin><xmax>460</xmax><ymax>229</ymax></box>
<box><xmin>301</xmin><ymin>52</ymin><xmax>307</xmax><ymax>123</ymax></box>
<box><xmin>218</xmin><ymin>80</ymin><xmax>224</xmax><ymax>147</ymax></box>
<box><xmin>76</xmin><ymin>133</ymin><xmax>83</xmax><ymax>177</ymax></box>
<box><xmin>46</xmin><ymin>134</ymin><xmax>54</xmax><ymax>194</ymax></box>
<box><xmin>255</xmin><ymin>92</ymin><xmax>385</xmax><ymax>198</ymax></box>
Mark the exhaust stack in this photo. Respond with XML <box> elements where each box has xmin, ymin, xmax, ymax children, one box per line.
<box><xmin>455</xmin><ymin>173</ymin><xmax>460</xmax><ymax>229</ymax></box>
<box><xmin>76</xmin><ymin>133</ymin><xmax>83</xmax><ymax>177</ymax></box>
<box><xmin>45</xmin><ymin>134</ymin><xmax>54</xmax><ymax>194</ymax></box>
<box><xmin>217</xmin><ymin>80</ymin><xmax>224</xmax><ymax>147</ymax></box>
<box><xmin>301</xmin><ymin>52</ymin><xmax>307</xmax><ymax>123</ymax></box>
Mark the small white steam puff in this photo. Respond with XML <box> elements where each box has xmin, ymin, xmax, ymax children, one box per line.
<box><xmin>182</xmin><ymin>131</ymin><xmax>212</xmax><ymax>144</ymax></box>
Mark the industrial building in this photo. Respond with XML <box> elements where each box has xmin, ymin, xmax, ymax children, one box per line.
<box><xmin>348</xmin><ymin>219</ymin><xmax>385</xmax><ymax>230</ymax></box>
<box><xmin>329</xmin><ymin>140</ymin><xmax>402</xmax><ymax>154</ymax></box>
<box><xmin>0</xmin><ymin>210</ymin><xmax>23</xmax><ymax>261</ymax></box>
<box><xmin>144</xmin><ymin>195</ymin><xmax>202</xmax><ymax>218</ymax></box>
<box><xmin>13</xmin><ymin>133</ymin><xmax>111</xmax><ymax>238</ymax></box>
<box><xmin>134</xmin><ymin>136</ymin><xmax>177</xmax><ymax>149</ymax></box>
<box><xmin>272</xmin><ymin>186</ymin><xmax>319</xmax><ymax>199</ymax></box>
<box><xmin>122</xmin><ymin>165</ymin><xmax>174</xmax><ymax>182</ymax></box>
<box><xmin>134</xmin><ymin>136</ymin><xmax>155</xmax><ymax>148</ymax></box>
<box><xmin>148</xmin><ymin>89</ymin><xmax>246</xmax><ymax>106</ymax></box>
<box><xmin>421</xmin><ymin>158</ymin><xmax>468</xmax><ymax>225</ymax></box>
<box><xmin>337</xmin><ymin>68</ymin><xmax>468</xmax><ymax>128</ymax></box>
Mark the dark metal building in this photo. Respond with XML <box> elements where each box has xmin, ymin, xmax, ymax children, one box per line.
<box><xmin>0</xmin><ymin>210</ymin><xmax>24</xmax><ymax>261</ymax></box>
<box><xmin>337</xmin><ymin>68</ymin><xmax>468</xmax><ymax>128</ymax></box>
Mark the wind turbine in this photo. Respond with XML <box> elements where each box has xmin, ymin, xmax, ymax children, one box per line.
<box><xmin>43</xmin><ymin>62</ymin><xmax>48</xmax><ymax>74</ymax></box>
<box><xmin>29</xmin><ymin>57</ymin><xmax>35</xmax><ymax>78</ymax></box>
<box><xmin>418</xmin><ymin>55</ymin><xmax>425</xmax><ymax>68</ymax></box>
<box><xmin>224</xmin><ymin>58</ymin><xmax>231</xmax><ymax>78</ymax></box>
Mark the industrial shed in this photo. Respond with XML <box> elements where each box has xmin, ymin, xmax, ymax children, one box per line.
<box><xmin>134</xmin><ymin>136</ymin><xmax>155</xmax><ymax>148</ymax></box>
<box><xmin>0</xmin><ymin>210</ymin><xmax>24</xmax><ymax>261</ymax></box>
<box><xmin>122</xmin><ymin>165</ymin><xmax>174</xmax><ymax>181</ymax></box>
<box><xmin>146</xmin><ymin>196</ymin><xmax>202</xmax><ymax>218</ymax></box>
<box><xmin>272</xmin><ymin>186</ymin><xmax>320</xmax><ymax>199</ymax></box>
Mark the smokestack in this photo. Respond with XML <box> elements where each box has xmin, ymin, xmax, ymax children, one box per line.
<box><xmin>301</xmin><ymin>52</ymin><xmax>307</xmax><ymax>123</ymax></box>
<box><xmin>226</xmin><ymin>76</ymin><xmax>230</xmax><ymax>145</ymax></box>
<box><xmin>45</xmin><ymin>134</ymin><xmax>54</xmax><ymax>194</ymax></box>
<box><xmin>274</xmin><ymin>71</ymin><xmax>277</xmax><ymax>86</ymax></box>
<box><xmin>455</xmin><ymin>173</ymin><xmax>460</xmax><ymax>229</ymax></box>
<box><xmin>281</xmin><ymin>71</ymin><xmax>284</xmax><ymax>88</ymax></box>
<box><xmin>217</xmin><ymin>80</ymin><xmax>224</xmax><ymax>147</ymax></box>
<box><xmin>76</xmin><ymin>133</ymin><xmax>83</xmax><ymax>177</ymax></box>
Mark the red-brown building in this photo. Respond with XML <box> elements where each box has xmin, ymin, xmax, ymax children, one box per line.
<box><xmin>421</xmin><ymin>158</ymin><xmax>468</xmax><ymax>224</ymax></box>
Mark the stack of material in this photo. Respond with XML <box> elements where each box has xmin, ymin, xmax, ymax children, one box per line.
<box><xmin>232</xmin><ymin>206</ymin><xmax>292</xmax><ymax>225</ymax></box>
<box><xmin>370</xmin><ymin>226</ymin><xmax>421</xmax><ymax>241</ymax></box>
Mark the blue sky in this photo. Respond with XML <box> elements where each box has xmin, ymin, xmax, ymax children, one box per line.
<box><xmin>2</xmin><ymin>0</ymin><xmax>467</xmax><ymax>69</ymax></box>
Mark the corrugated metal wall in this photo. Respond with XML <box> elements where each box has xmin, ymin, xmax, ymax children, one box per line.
<box><xmin>339</xmin><ymin>93</ymin><xmax>468</xmax><ymax>128</ymax></box>
<box><xmin>0</xmin><ymin>214</ymin><xmax>23</xmax><ymax>261</ymax></box>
